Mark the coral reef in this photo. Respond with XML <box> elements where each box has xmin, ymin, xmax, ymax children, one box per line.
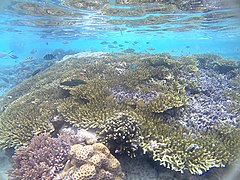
<box><xmin>0</xmin><ymin>87</ymin><xmax>61</xmax><ymax>149</ymax></box>
<box><xmin>10</xmin><ymin>132</ymin><xmax>124</xmax><ymax>180</ymax></box>
<box><xmin>10</xmin><ymin>133</ymin><xmax>70</xmax><ymax>180</ymax></box>
<box><xmin>0</xmin><ymin>52</ymin><xmax>239</xmax><ymax>176</ymax></box>
<box><xmin>98</xmin><ymin>111</ymin><xmax>142</xmax><ymax>157</ymax></box>
<box><xmin>56</xmin><ymin>142</ymin><xmax>124</xmax><ymax>180</ymax></box>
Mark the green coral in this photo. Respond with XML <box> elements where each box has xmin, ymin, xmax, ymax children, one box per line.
<box><xmin>58</xmin><ymin>79</ymin><xmax>119</xmax><ymax>128</ymax></box>
<box><xmin>0</xmin><ymin>88</ymin><xmax>60</xmax><ymax>149</ymax></box>
<box><xmin>147</xmin><ymin>80</ymin><xmax>187</xmax><ymax>113</ymax></box>
<box><xmin>139</xmin><ymin>118</ymin><xmax>240</xmax><ymax>175</ymax></box>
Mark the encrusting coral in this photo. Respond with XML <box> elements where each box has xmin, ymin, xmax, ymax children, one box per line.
<box><xmin>56</xmin><ymin>142</ymin><xmax>124</xmax><ymax>180</ymax></box>
<box><xmin>0</xmin><ymin>52</ymin><xmax>239</xmax><ymax>176</ymax></box>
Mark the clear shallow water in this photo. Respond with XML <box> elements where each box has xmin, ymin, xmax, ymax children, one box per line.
<box><xmin>0</xmin><ymin>0</ymin><xmax>240</xmax><ymax>179</ymax></box>
<box><xmin>0</xmin><ymin>0</ymin><xmax>239</xmax><ymax>67</ymax></box>
<box><xmin>0</xmin><ymin>0</ymin><xmax>238</xmax><ymax>95</ymax></box>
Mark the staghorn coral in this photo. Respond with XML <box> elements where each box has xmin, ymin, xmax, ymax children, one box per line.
<box><xmin>0</xmin><ymin>53</ymin><xmax>105</xmax><ymax>149</ymax></box>
<box><xmin>10</xmin><ymin>133</ymin><xmax>70</xmax><ymax>180</ymax></box>
<box><xmin>139</xmin><ymin>112</ymin><xmax>240</xmax><ymax>175</ymax></box>
<box><xmin>58</xmin><ymin>142</ymin><xmax>124</xmax><ymax>180</ymax></box>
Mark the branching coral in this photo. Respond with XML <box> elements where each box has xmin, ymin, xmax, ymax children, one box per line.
<box><xmin>140</xmin><ymin>124</ymin><xmax>224</xmax><ymax>175</ymax></box>
<box><xmin>57</xmin><ymin>79</ymin><xmax>119</xmax><ymax>129</ymax></box>
<box><xmin>0</xmin><ymin>52</ymin><xmax>239</xmax><ymax>176</ymax></box>
<box><xmin>0</xmin><ymin>78</ymin><xmax>74</xmax><ymax>149</ymax></box>
<box><xmin>10</xmin><ymin>133</ymin><xmax>70</xmax><ymax>180</ymax></box>
<box><xmin>98</xmin><ymin>111</ymin><xmax>143</xmax><ymax>157</ymax></box>
<box><xmin>0</xmin><ymin>88</ymin><xmax>59</xmax><ymax>149</ymax></box>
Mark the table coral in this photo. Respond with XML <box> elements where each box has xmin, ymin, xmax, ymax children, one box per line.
<box><xmin>0</xmin><ymin>88</ymin><xmax>57</xmax><ymax>149</ymax></box>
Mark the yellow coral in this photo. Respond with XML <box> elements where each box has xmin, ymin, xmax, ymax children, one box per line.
<box><xmin>70</xmin><ymin>144</ymin><xmax>94</xmax><ymax>162</ymax></box>
<box><xmin>69</xmin><ymin>144</ymin><xmax>83</xmax><ymax>155</ymax></box>
<box><xmin>72</xmin><ymin>163</ymin><xmax>96</xmax><ymax>180</ymax></box>
<box><xmin>88</xmin><ymin>152</ymin><xmax>104</xmax><ymax>167</ymax></box>
<box><xmin>97</xmin><ymin>169</ymin><xmax>114</xmax><ymax>180</ymax></box>
<box><xmin>93</xmin><ymin>143</ymin><xmax>110</xmax><ymax>156</ymax></box>
<box><xmin>105</xmin><ymin>154</ymin><xmax>121</xmax><ymax>172</ymax></box>
<box><xmin>60</xmin><ymin>142</ymin><xmax>124</xmax><ymax>179</ymax></box>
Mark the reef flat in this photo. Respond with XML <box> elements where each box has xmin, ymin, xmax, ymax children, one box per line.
<box><xmin>0</xmin><ymin>52</ymin><xmax>239</xmax><ymax>178</ymax></box>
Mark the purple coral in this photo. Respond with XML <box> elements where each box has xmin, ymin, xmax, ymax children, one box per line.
<box><xmin>111</xmin><ymin>85</ymin><xmax>158</xmax><ymax>103</ymax></box>
<box><xmin>10</xmin><ymin>133</ymin><xmax>70</xmax><ymax>180</ymax></box>
<box><xmin>178</xmin><ymin>68</ymin><xmax>239</xmax><ymax>130</ymax></box>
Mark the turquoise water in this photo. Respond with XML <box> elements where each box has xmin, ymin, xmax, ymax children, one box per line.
<box><xmin>0</xmin><ymin>0</ymin><xmax>238</xmax><ymax>95</ymax></box>
<box><xmin>0</xmin><ymin>0</ymin><xmax>240</xmax><ymax>179</ymax></box>
<box><xmin>0</xmin><ymin>1</ymin><xmax>239</xmax><ymax>68</ymax></box>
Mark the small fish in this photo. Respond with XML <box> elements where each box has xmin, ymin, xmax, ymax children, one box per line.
<box><xmin>0</xmin><ymin>50</ymin><xmax>14</xmax><ymax>58</ymax></box>
<box><xmin>1</xmin><ymin>77</ymin><xmax>9</xmax><ymax>83</ymax></box>
<box><xmin>62</xmin><ymin>41</ymin><xmax>69</xmax><ymax>44</ymax></box>
<box><xmin>100</xmin><ymin>41</ymin><xmax>109</xmax><ymax>45</ymax></box>
<box><xmin>112</xmin><ymin>41</ymin><xmax>118</xmax><ymax>44</ymax></box>
<box><xmin>43</xmin><ymin>54</ymin><xmax>56</xmax><ymax>60</ymax></box>
<box><xmin>60</xmin><ymin>79</ymin><xmax>87</xmax><ymax>87</ymax></box>
<box><xmin>122</xmin><ymin>48</ymin><xmax>135</xmax><ymax>53</ymax></box>
<box><xmin>30</xmin><ymin>49</ymin><xmax>37</xmax><ymax>54</ymax></box>
<box><xmin>108</xmin><ymin>45</ymin><xmax>116</xmax><ymax>49</ymax></box>
<box><xmin>146</xmin><ymin>47</ymin><xmax>155</xmax><ymax>51</ymax></box>
<box><xmin>10</xmin><ymin>55</ymin><xmax>18</xmax><ymax>59</ymax></box>
<box><xmin>31</xmin><ymin>69</ymin><xmax>41</xmax><ymax>76</ymax></box>
<box><xmin>22</xmin><ymin>57</ymin><xmax>37</xmax><ymax>63</ymax></box>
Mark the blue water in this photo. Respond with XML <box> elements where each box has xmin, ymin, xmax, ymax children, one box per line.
<box><xmin>0</xmin><ymin>1</ymin><xmax>239</xmax><ymax>69</ymax></box>
<box><xmin>0</xmin><ymin>3</ymin><xmax>239</xmax><ymax>103</ymax></box>
<box><xmin>0</xmin><ymin>0</ymin><xmax>239</xmax><ymax>106</ymax></box>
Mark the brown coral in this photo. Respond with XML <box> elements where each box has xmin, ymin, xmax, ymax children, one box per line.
<box><xmin>72</xmin><ymin>163</ymin><xmax>97</xmax><ymax>180</ymax></box>
<box><xmin>70</xmin><ymin>144</ymin><xmax>94</xmax><ymax>163</ymax></box>
<box><xmin>93</xmin><ymin>142</ymin><xmax>110</xmax><ymax>156</ymax></box>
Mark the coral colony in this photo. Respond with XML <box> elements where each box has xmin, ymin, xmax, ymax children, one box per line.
<box><xmin>0</xmin><ymin>52</ymin><xmax>239</xmax><ymax>178</ymax></box>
